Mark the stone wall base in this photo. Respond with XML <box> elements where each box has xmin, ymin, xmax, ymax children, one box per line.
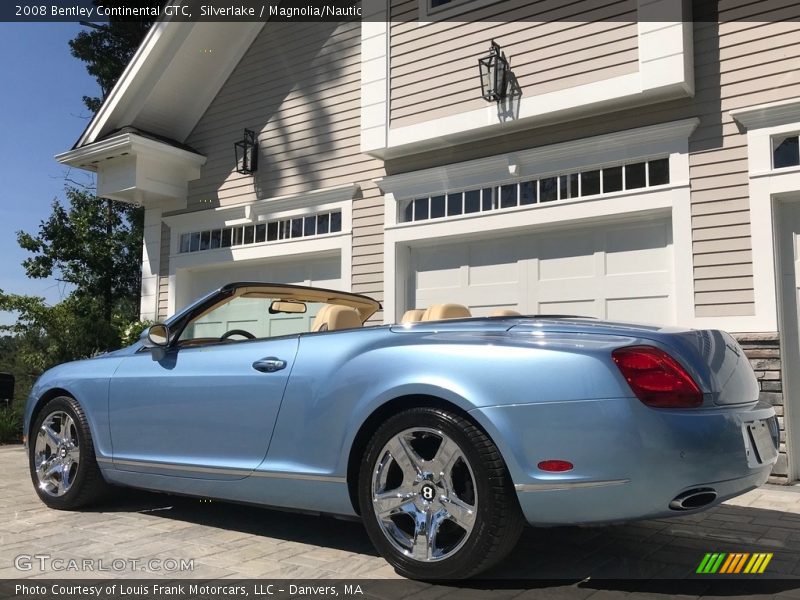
<box><xmin>733</xmin><ymin>333</ymin><xmax>788</xmax><ymax>484</ymax></box>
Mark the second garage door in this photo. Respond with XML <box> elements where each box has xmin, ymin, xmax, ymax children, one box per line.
<box><xmin>410</xmin><ymin>219</ymin><xmax>674</xmax><ymax>324</ymax></box>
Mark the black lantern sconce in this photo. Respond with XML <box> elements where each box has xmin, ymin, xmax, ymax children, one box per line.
<box><xmin>478</xmin><ymin>40</ymin><xmax>510</xmax><ymax>103</ymax></box>
<box><xmin>234</xmin><ymin>128</ymin><xmax>258</xmax><ymax>175</ymax></box>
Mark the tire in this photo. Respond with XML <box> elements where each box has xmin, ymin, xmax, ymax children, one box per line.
<box><xmin>358</xmin><ymin>407</ymin><xmax>524</xmax><ymax>579</ymax></box>
<box><xmin>28</xmin><ymin>396</ymin><xmax>110</xmax><ymax>510</ymax></box>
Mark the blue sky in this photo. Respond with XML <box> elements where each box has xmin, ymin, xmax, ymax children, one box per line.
<box><xmin>0</xmin><ymin>23</ymin><xmax>99</xmax><ymax>325</ymax></box>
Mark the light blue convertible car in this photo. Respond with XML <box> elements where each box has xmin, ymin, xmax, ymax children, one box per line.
<box><xmin>24</xmin><ymin>282</ymin><xmax>779</xmax><ymax>579</ymax></box>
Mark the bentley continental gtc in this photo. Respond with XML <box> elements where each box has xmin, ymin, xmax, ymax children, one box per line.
<box><xmin>23</xmin><ymin>282</ymin><xmax>779</xmax><ymax>579</ymax></box>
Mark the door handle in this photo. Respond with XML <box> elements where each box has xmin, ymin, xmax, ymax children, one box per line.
<box><xmin>252</xmin><ymin>357</ymin><xmax>287</xmax><ymax>373</ymax></box>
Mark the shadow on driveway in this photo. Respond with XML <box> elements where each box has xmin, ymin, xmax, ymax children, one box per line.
<box><xmin>89</xmin><ymin>487</ymin><xmax>800</xmax><ymax>595</ymax></box>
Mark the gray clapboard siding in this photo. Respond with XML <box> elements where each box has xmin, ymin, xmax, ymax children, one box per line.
<box><xmin>388</xmin><ymin>0</ymin><xmax>638</xmax><ymax>128</ymax></box>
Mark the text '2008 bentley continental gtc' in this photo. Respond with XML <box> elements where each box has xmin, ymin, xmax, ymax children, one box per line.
<box><xmin>24</xmin><ymin>282</ymin><xmax>778</xmax><ymax>579</ymax></box>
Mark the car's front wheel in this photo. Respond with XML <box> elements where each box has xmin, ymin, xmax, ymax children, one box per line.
<box><xmin>358</xmin><ymin>407</ymin><xmax>524</xmax><ymax>579</ymax></box>
<box><xmin>29</xmin><ymin>396</ymin><xmax>109</xmax><ymax>510</ymax></box>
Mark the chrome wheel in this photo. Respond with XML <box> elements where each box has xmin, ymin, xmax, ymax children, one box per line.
<box><xmin>371</xmin><ymin>427</ymin><xmax>477</xmax><ymax>562</ymax></box>
<box><xmin>33</xmin><ymin>411</ymin><xmax>80</xmax><ymax>497</ymax></box>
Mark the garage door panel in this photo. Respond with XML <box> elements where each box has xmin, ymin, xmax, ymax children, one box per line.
<box><xmin>415</xmin><ymin>245</ymin><xmax>465</xmax><ymax>292</ymax></box>
<box><xmin>538</xmin><ymin>299</ymin><xmax>598</xmax><ymax>316</ymax></box>
<box><xmin>604</xmin><ymin>224</ymin><xmax>671</xmax><ymax>275</ymax></box>
<box><xmin>600</xmin><ymin>273</ymin><xmax>671</xmax><ymax>296</ymax></box>
<box><xmin>467</xmin><ymin>238</ymin><xmax>523</xmax><ymax>286</ymax></box>
<box><xmin>538</xmin><ymin>237</ymin><xmax>598</xmax><ymax>280</ymax></box>
<box><xmin>416</xmin><ymin>282</ymin><xmax>519</xmax><ymax>311</ymax></box>
<box><xmin>537</xmin><ymin>278</ymin><xmax>597</xmax><ymax>301</ymax></box>
<box><xmin>189</xmin><ymin>256</ymin><xmax>341</xmax><ymax>300</ymax></box>
<box><xmin>470</xmin><ymin>303</ymin><xmax>522</xmax><ymax>317</ymax></box>
<box><xmin>606</xmin><ymin>296</ymin><xmax>670</xmax><ymax>323</ymax></box>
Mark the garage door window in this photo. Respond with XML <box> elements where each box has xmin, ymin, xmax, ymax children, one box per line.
<box><xmin>398</xmin><ymin>158</ymin><xmax>670</xmax><ymax>223</ymax></box>
<box><xmin>179</xmin><ymin>209</ymin><xmax>342</xmax><ymax>254</ymax></box>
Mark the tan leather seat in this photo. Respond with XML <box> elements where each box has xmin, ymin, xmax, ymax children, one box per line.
<box><xmin>490</xmin><ymin>309</ymin><xmax>521</xmax><ymax>317</ymax></box>
<box><xmin>311</xmin><ymin>304</ymin><xmax>334</xmax><ymax>332</ymax></box>
<box><xmin>313</xmin><ymin>304</ymin><xmax>362</xmax><ymax>332</ymax></box>
<box><xmin>400</xmin><ymin>309</ymin><xmax>425</xmax><ymax>324</ymax></box>
<box><xmin>421</xmin><ymin>303</ymin><xmax>471</xmax><ymax>321</ymax></box>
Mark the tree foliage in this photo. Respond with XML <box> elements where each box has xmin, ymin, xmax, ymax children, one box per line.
<box><xmin>17</xmin><ymin>188</ymin><xmax>144</xmax><ymax>323</ymax></box>
<box><xmin>2</xmin><ymin>188</ymin><xmax>144</xmax><ymax>366</ymax></box>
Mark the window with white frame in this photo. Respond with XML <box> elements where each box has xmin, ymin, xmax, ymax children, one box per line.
<box><xmin>178</xmin><ymin>210</ymin><xmax>342</xmax><ymax>254</ymax></box>
<box><xmin>398</xmin><ymin>157</ymin><xmax>670</xmax><ymax>223</ymax></box>
<box><xmin>773</xmin><ymin>134</ymin><xmax>800</xmax><ymax>169</ymax></box>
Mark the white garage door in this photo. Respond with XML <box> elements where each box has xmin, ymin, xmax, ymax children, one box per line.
<box><xmin>410</xmin><ymin>219</ymin><xmax>674</xmax><ymax>324</ymax></box>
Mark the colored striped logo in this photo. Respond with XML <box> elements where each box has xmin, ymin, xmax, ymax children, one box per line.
<box><xmin>696</xmin><ymin>552</ymin><xmax>773</xmax><ymax>574</ymax></box>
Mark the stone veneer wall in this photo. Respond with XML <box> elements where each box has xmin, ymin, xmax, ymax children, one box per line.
<box><xmin>733</xmin><ymin>333</ymin><xmax>787</xmax><ymax>484</ymax></box>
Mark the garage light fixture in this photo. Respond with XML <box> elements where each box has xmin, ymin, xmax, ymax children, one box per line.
<box><xmin>478</xmin><ymin>40</ymin><xmax>509</xmax><ymax>103</ymax></box>
<box><xmin>234</xmin><ymin>128</ymin><xmax>258</xmax><ymax>175</ymax></box>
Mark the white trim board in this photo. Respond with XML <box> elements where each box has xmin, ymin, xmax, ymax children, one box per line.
<box><xmin>162</xmin><ymin>183</ymin><xmax>358</xmax><ymax>233</ymax></box>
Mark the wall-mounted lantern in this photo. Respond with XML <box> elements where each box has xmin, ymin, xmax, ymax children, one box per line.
<box><xmin>234</xmin><ymin>129</ymin><xmax>258</xmax><ymax>175</ymax></box>
<box><xmin>478</xmin><ymin>40</ymin><xmax>510</xmax><ymax>103</ymax></box>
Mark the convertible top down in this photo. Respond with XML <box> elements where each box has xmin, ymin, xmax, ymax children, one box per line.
<box><xmin>24</xmin><ymin>282</ymin><xmax>779</xmax><ymax>579</ymax></box>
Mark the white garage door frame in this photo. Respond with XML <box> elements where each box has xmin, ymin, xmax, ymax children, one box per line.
<box><xmin>379</xmin><ymin>119</ymin><xmax>698</xmax><ymax>326</ymax></box>
<box><xmin>734</xmin><ymin>98</ymin><xmax>800</xmax><ymax>481</ymax></box>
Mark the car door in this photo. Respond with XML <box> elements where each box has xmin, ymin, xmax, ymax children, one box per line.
<box><xmin>108</xmin><ymin>295</ymin><xmax>304</xmax><ymax>479</ymax></box>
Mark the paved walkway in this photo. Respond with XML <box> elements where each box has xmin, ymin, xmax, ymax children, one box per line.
<box><xmin>2</xmin><ymin>445</ymin><xmax>800</xmax><ymax>597</ymax></box>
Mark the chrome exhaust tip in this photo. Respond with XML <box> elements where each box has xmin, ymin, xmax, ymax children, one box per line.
<box><xmin>669</xmin><ymin>488</ymin><xmax>717</xmax><ymax>511</ymax></box>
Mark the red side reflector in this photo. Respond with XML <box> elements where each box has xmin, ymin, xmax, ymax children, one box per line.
<box><xmin>612</xmin><ymin>345</ymin><xmax>703</xmax><ymax>408</ymax></box>
<box><xmin>537</xmin><ymin>460</ymin><xmax>574</xmax><ymax>472</ymax></box>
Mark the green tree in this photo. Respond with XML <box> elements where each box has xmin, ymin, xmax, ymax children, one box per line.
<box><xmin>17</xmin><ymin>188</ymin><xmax>144</xmax><ymax>327</ymax></box>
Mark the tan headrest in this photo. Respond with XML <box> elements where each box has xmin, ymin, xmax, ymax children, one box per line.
<box><xmin>400</xmin><ymin>309</ymin><xmax>425</xmax><ymax>324</ymax></box>
<box><xmin>490</xmin><ymin>309</ymin><xmax>521</xmax><ymax>317</ymax></box>
<box><xmin>319</xmin><ymin>305</ymin><xmax>362</xmax><ymax>331</ymax></box>
<box><xmin>421</xmin><ymin>303</ymin><xmax>471</xmax><ymax>321</ymax></box>
<box><xmin>311</xmin><ymin>304</ymin><xmax>333</xmax><ymax>332</ymax></box>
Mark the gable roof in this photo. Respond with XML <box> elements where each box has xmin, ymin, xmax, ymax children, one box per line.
<box><xmin>74</xmin><ymin>18</ymin><xmax>264</xmax><ymax>149</ymax></box>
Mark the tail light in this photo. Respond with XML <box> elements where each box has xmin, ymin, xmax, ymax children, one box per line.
<box><xmin>612</xmin><ymin>345</ymin><xmax>703</xmax><ymax>408</ymax></box>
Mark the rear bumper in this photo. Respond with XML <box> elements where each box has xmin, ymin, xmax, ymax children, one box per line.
<box><xmin>470</xmin><ymin>399</ymin><xmax>777</xmax><ymax>526</ymax></box>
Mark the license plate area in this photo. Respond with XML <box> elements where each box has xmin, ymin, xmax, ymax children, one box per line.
<box><xmin>746</xmin><ymin>419</ymin><xmax>779</xmax><ymax>465</ymax></box>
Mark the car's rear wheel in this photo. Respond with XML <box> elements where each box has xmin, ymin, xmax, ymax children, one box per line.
<box><xmin>358</xmin><ymin>407</ymin><xmax>524</xmax><ymax>579</ymax></box>
<box><xmin>29</xmin><ymin>396</ymin><xmax>109</xmax><ymax>510</ymax></box>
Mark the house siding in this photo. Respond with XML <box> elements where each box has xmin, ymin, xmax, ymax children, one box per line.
<box><xmin>385</xmin><ymin>13</ymin><xmax>800</xmax><ymax>319</ymax></box>
<box><xmin>178</xmin><ymin>20</ymin><xmax>385</xmax><ymax>302</ymax></box>
<box><xmin>389</xmin><ymin>0</ymin><xmax>639</xmax><ymax>128</ymax></box>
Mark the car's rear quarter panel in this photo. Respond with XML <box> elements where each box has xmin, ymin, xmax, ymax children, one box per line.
<box><xmin>264</xmin><ymin>327</ymin><xmax>639</xmax><ymax>479</ymax></box>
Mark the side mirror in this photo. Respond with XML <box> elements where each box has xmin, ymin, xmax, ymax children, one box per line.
<box><xmin>0</xmin><ymin>373</ymin><xmax>14</xmax><ymax>404</ymax></box>
<box><xmin>143</xmin><ymin>323</ymin><xmax>170</xmax><ymax>348</ymax></box>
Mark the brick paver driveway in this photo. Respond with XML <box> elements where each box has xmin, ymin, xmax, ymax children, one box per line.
<box><xmin>2</xmin><ymin>445</ymin><xmax>800</xmax><ymax>597</ymax></box>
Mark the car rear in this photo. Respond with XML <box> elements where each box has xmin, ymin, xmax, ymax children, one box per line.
<box><xmin>471</xmin><ymin>320</ymin><xmax>779</xmax><ymax>525</ymax></box>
